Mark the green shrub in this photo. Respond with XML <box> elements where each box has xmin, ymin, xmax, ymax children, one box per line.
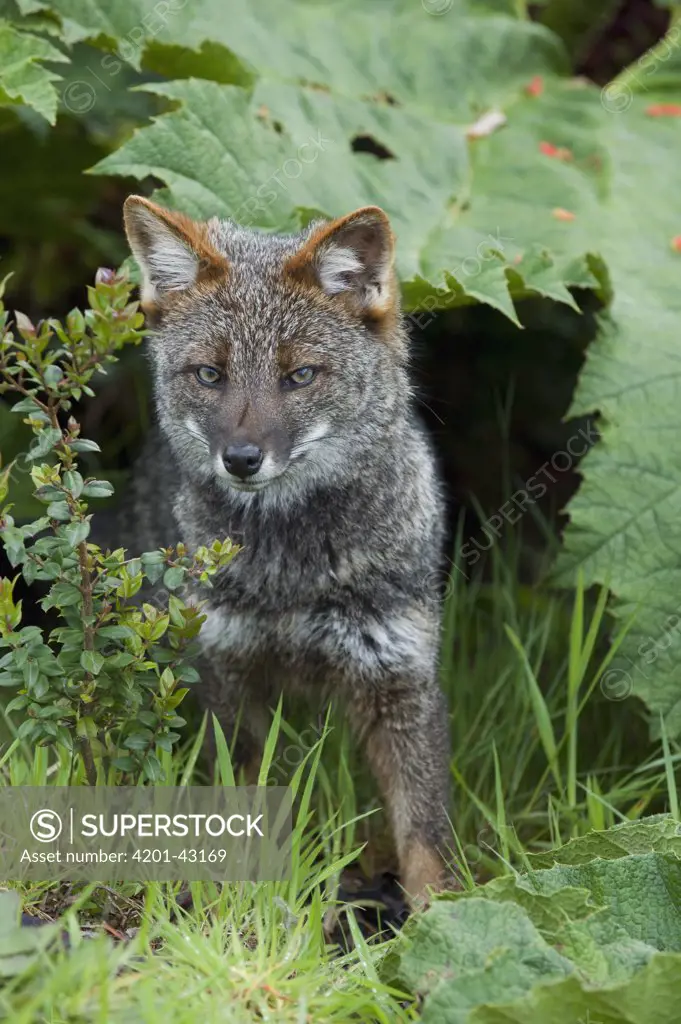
<box><xmin>0</xmin><ymin>269</ymin><xmax>235</xmax><ymax>783</ymax></box>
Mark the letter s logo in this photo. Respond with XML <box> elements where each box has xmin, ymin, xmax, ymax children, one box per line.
<box><xmin>30</xmin><ymin>809</ymin><xmax>63</xmax><ymax>843</ymax></box>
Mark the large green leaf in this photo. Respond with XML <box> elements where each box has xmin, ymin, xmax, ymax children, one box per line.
<box><xmin>15</xmin><ymin>0</ymin><xmax>566</xmax><ymax>92</ymax></box>
<box><xmin>0</xmin><ymin>17</ymin><xmax>67</xmax><ymax>122</ymax></box>
<box><xmin>526</xmin><ymin>815</ymin><xmax>681</xmax><ymax>867</ymax></box>
<box><xmin>94</xmin><ymin>72</ymin><xmax>612</xmax><ymax>325</ymax></box>
<box><xmin>465</xmin><ymin>958</ymin><xmax>681</xmax><ymax>1024</ymax></box>
<box><xmin>36</xmin><ymin>0</ymin><xmax>613</xmax><ymax>325</ymax></box>
<box><xmin>390</xmin><ymin>899</ymin><xmax>574</xmax><ymax>1022</ymax></box>
<box><xmin>554</xmin><ymin>71</ymin><xmax>681</xmax><ymax>737</ymax></box>
<box><xmin>387</xmin><ymin>818</ymin><xmax>681</xmax><ymax>1023</ymax></box>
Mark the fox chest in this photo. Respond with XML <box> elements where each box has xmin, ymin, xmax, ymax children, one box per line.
<box><xmin>187</xmin><ymin>512</ymin><xmax>436</xmax><ymax>682</ymax></box>
<box><xmin>197</xmin><ymin>541</ymin><xmax>344</xmax><ymax>668</ymax></box>
<box><xmin>197</xmin><ymin>597</ymin><xmax>434</xmax><ymax>685</ymax></box>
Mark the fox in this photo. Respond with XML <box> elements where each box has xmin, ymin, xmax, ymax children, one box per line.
<box><xmin>120</xmin><ymin>195</ymin><xmax>452</xmax><ymax>903</ymax></box>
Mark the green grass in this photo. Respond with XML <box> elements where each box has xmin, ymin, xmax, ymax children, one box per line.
<box><xmin>0</xmin><ymin>534</ymin><xmax>672</xmax><ymax>1022</ymax></box>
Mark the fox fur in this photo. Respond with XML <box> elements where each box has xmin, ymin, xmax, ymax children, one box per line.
<box><xmin>120</xmin><ymin>196</ymin><xmax>451</xmax><ymax>902</ymax></box>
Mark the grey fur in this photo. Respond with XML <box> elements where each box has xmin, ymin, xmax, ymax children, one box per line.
<box><xmin>120</xmin><ymin>198</ymin><xmax>452</xmax><ymax>901</ymax></box>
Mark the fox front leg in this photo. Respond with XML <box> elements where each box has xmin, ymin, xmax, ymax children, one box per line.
<box><xmin>353</xmin><ymin>676</ymin><xmax>452</xmax><ymax>906</ymax></box>
<box><xmin>195</xmin><ymin>657</ymin><xmax>270</xmax><ymax>783</ymax></box>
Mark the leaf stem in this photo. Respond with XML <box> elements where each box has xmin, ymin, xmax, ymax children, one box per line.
<box><xmin>45</xmin><ymin>400</ymin><xmax>99</xmax><ymax>786</ymax></box>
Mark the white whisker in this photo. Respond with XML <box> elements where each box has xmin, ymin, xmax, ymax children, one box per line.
<box><xmin>184</xmin><ymin>416</ymin><xmax>210</xmax><ymax>450</ymax></box>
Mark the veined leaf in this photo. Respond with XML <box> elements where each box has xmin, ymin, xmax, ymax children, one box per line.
<box><xmin>0</xmin><ymin>19</ymin><xmax>68</xmax><ymax>123</ymax></box>
<box><xmin>555</xmin><ymin>59</ymin><xmax>681</xmax><ymax>736</ymax></box>
<box><xmin>69</xmin><ymin>0</ymin><xmax>612</xmax><ymax>323</ymax></box>
<box><xmin>387</xmin><ymin>817</ymin><xmax>681</xmax><ymax>1023</ymax></box>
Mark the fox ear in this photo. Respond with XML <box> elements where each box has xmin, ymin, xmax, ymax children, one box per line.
<box><xmin>123</xmin><ymin>196</ymin><xmax>228</xmax><ymax>306</ymax></box>
<box><xmin>285</xmin><ymin>207</ymin><xmax>397</xmax><ymax>323</ymax></box>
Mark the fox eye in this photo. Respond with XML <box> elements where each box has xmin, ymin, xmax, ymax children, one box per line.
<box><xmin>284</xmin><ymin>366</ymin><xmax>316</xmax><ymax>388</ymax></box>
<box><xmin>196</xmin><ymin>365</ymin><xmax>222</xmax><ymax>386</ymax></box>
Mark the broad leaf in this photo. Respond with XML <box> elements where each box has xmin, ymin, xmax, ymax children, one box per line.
<box><xmin>42</xmin><ymin>0</ymin><xmax>612</xmax><ymax>325</ymax></box>
<box><xmin>390</xmin><ymin>900</ymin><xmax>574</xmax><ymax>1022</ymax></box>
<box><xmin>526</xmin><ymin>815</ymin><xmax>681</xmax><ymax>867</ymax></box>
<box><xmin>555</xmin><ymin>59</ymin><xmax>681</xmax><ymax>737</ymax></box>
<box><xmin>387</xmin><ymin>817</ymin><xmax>681</xmax><ymax>1023</ymax></box>
<box><xmin>0</xmin><ymin>18</ymin><xmax>67</xmax><ymax>122</ymax></box>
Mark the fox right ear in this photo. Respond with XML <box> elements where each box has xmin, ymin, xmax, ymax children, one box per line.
<box><xmin>284</xmin><ymin>207</ymin><xmax>398</xmax><ymax>330</ymax></box>
<box><xmin>123</xmin><ymin>196</ymin><xmax>228</xmax><ymax>307</ymax></box>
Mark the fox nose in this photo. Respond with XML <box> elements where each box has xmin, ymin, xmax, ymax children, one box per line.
<box><xmin>223</xmin><ymin>442</ymin><xmax>264</xmax><ymax>479</ymax></box>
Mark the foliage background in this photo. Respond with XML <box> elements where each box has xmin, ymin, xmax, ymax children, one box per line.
<box><xmin>2</xmin><ymin>2</ymin><xmax>681</xmax><ymax>1022</ymax></box>
<box><xmin>2</xmin><ymin>0</ymin><xmax>679</xmax><ymax>731</ymax></box>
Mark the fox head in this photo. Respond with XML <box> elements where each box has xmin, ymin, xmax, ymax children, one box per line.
<box><xmin>123</xmin><ymin>196</ymin><xmax>409</xmax><ymax>502</ymax></box>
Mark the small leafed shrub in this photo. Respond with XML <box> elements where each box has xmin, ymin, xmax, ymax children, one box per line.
<box><xmin>0</xmin><ymin>270</ymin><xmax>236</xmax><ymax>783</ymax></box>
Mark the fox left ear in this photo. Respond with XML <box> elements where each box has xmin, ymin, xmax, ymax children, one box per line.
<box><xmin>285</xmin><ymin>207</ymin><xmax>397</xmax><ymax>325</ymax></box>
<box><xmin>123</xmin><ymin>195</ymin><xmax>228</xmax><ymax>309</ymax></box>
